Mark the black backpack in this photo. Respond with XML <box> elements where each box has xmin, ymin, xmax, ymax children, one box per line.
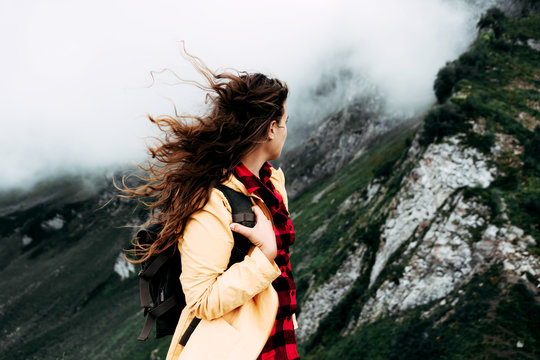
<box><xmin>135</xmin><ymin>185</ymin><xmax>256</xmax><ymax>343</ymax></box>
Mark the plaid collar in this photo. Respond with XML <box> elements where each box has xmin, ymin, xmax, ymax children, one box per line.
<box><xmin>233</xmin><ymin>161</ymin><xmax>272</xmax><ymax>192</ymax></box>
<box><xmin>233</xmin><ymin>161</ymin><xmax>283</xmax><ymax>208</ymax></box>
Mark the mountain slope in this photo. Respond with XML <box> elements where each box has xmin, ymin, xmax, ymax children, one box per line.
<box><xmin>0</xmin><ymin>171</ymin><xmax>172</xmax><ymax>359</ymax></box>
<box><xmin>291</xmin><ymin>8</ymin><xmax>540</xmax><ymax>359</ymax></box>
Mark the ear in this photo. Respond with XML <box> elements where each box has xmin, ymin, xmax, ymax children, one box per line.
<box><xmin>267</xmin><ymin>120</ymin><xmax>278</xmax><ymax>140</ymax></box>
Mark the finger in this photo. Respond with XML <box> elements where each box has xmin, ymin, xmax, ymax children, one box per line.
<box><xmin>251</xmin><ymin>205</ymin><xmax>266</xmax><ymax>223</ymax></box>
<box><xmin>230</xmin><ymin>223</ymin><xmax>252</xmax><ymax>238</ymax></box>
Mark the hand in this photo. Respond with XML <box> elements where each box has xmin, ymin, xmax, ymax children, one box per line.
<box><xmin>229</xmin><ymin>206</ymin><xmax>277</xmax><ymax>262</ymax></box>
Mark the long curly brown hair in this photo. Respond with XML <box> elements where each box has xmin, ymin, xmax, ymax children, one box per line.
<box><xmin>118</xmin><ymin>44</ymin><xmax>288</xmax><ymax>264</ymax></box>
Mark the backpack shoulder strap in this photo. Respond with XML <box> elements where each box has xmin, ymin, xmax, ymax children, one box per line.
<box><xmin>216</xmin><ymin>185</ymin><xmax>256</xmax><ymax>226</ymax></box>
<box><xmin>215</xmin><ymin>185</ymin><xmax>256</xmax><ymax>268</ymax></box>
<box><xmin>136</xmin><ymin>222</ymin><xmax>168</xmax><ymax>308</ymax></box>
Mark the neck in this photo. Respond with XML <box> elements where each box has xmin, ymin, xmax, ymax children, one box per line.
<box><xmin>240</xmin><ymin>150</ymin><xmax>268</xmax><ymax>179</ymax></box>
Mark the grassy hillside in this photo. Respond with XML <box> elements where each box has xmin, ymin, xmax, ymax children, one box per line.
<box><xmin>0</xmin><ymin>171</ymin><xmax>171</xmax><ymax>359</ymax></box>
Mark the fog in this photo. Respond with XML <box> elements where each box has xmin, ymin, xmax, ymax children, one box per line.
<box><xmin>0</xmin><ymin>0</ymin><xmax>499</xmax><ymax>190</ymax></box>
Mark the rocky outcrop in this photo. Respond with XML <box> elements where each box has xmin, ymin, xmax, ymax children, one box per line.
<box><xmin>369</xmin><ymin>134</ymin><xmax>497</xmax><ymax>288</ymax></box>
<box><xmin>296</xmin><ymin>244</ymin><xmax>368</xmax><ymax>342</ymax></box>
<box><xmin>347</xmin><ymin>195</ymin><xmax>539</xmax><ymax>332</ymax></box>
<box><xmin>114</xmin><ymin>252</ymin><xmax>136</xmax><ymax>280</ymax></box>
<box><xmin>295</xmin><ymin>128</ymin><xmax>539</xmax><ymax>344</ymax></box>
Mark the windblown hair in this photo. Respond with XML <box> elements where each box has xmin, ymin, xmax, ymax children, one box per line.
<box><xmin>118</xmin><ymin>45</ymin><xmax>288</xmax><ymax>264</ymax></box>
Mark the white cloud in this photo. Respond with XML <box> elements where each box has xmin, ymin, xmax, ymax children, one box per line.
<box><xmin>0</xmin><ymin>0</ymin><xmax>498</xmax><ymax>190</ymax></box>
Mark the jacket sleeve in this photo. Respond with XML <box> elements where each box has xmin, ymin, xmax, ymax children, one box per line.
<box><xmin>179</xmin><ymin>188</ymin><xmax>282</xmax><ymax>321</ymax></box>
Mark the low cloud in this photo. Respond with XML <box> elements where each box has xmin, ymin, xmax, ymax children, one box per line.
<box><xmin>0</xmin><ymin>0</ymin><xmax>498</xmax><ymax>190</ymax></box>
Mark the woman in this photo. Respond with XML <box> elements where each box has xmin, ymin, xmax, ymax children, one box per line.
<box><xmin>121</xmin><ymin>46</ymin><xmax>299</xmax><ymax>360</ymax></box>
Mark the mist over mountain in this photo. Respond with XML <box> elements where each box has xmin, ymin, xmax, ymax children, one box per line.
<box><xmin>1</xmin><ymin>0</ymin><xmax>515</xmax><ymax>191</ymax></box>
<box><xmin>277</xmin><ymin>0</ymin><xmax>540</xmax><ymax>197</ymax></box>
<box><xmin>1</xmin><ymin>1</ymin><xmax>539</xmax><ymax>359</ymax></box>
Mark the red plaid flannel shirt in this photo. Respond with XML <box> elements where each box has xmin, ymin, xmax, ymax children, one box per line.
<box><xmin>233</xmin><ymin>161</ymin><xmax>299</xmax><ymax>360</ymax></box>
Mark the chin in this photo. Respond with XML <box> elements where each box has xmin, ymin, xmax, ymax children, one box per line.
<box><xmin>268</xmin><ymin>152</ymin><xmax>281</xmax><ymax>161</ymax></box>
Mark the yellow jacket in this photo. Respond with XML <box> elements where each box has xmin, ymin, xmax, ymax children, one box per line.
<box><xmin>165</xmin><ymin>166</ymin><xmax>298</xmax><ymax>360</ymax></box>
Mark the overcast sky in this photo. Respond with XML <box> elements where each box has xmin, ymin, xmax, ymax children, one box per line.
<box><xmin>0</xmin><ymin>0</ymin><xmax>498</xmax><ymax>191</ymax></box>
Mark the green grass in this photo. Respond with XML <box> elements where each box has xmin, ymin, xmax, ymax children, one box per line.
<box><xmin>430</xmin><ymin>12</ymin><xmax>540</xmax><ymax>153</ymax></box>
<box><xmin>0</xmin><ymin>171</ymin><xmax>166</xmax><ymax>360</ymax></box>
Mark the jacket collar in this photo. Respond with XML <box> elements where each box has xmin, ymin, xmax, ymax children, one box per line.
<box><xmin>222</xmin><ymin>172</ymin><xmax>250</xmax><ymax>196</ymax></box>
<box><xmin>221</xmin><ymin>167</ymin><xmax>274</xmax><ymax>202</ymax></box>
